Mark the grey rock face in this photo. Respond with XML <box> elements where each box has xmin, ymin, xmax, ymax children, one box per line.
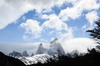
<box><xmin>22</xmin><ymin>51</ymin><xmax>29</xmax><ymax>57</ymax></box>
<box><xmin>48</xmin><ymin>38</ymin><xmax>65</xmax><ymax>55</ymax></box>
<box><xmin>9</xmin><ymin>51</ymin><xmax>22</xmax><ymax>57</ymax></box>
<box><xmin>36</xmin><ymin>43</ymin><xmax>45</xmax><ymax>54</ymax></box>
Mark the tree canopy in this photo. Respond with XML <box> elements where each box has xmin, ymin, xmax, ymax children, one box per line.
<box><xmin>86</xmin><ymin>19</ymin><xmax>100</xmax><ymax>43</ymax></box>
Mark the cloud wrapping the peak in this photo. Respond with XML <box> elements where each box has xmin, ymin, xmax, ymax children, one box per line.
<box><xmin>62</xmin><ymin>38</ymin><xmax>98</xmax><ymax>53</ymax></box>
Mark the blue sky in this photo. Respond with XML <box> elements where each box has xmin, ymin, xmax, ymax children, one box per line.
<box><xmin>0</xmin><ymin>0</ymin><xmax>99</xmax><ymax>54</ymax></box>
<box><xmin>0</xmin><ymin>0</ymin><xmax>99</xmax><ymax>43</ymax></box>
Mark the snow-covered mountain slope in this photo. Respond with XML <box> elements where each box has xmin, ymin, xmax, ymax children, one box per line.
<box><xmin>48</xmin><ymin>38</ymin><xmax>65</xmax><ymax>55</ymax></box>
<box><xmin>19</xmin><ymin>54</ymin><xmax>58</xmax><ymax>65</ymax></box>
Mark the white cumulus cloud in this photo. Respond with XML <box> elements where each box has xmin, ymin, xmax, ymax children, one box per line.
<box><xmin>85</xmin><ymin>11</ymin><xmax>99</xmax><ymax>26</ymax></box>
<box><xmin>59</xmin><ymin>0</ymin><xmax>99</xmax><ymax>21</ymax></box>
<box><xmin>59</xmin><ymin>7</ymin><xmax>81</xmax><ymax>21</ymax></box>
<box><xmin>20</xmin><ymin>19</ymin><xmax>42</xmax><ymax>39</ymax></box>
<box><xmin>0</xmin><ymin>0</ymin><xmax>66</xmax><ymax>30</ymax></box>
<box><xmin>0</xmin><ymin>0</ymin><xmax>99</xmax><ymax>30</ymax></box>
<box><xmin>42</xmin><ymin>14</ymin><xmax>68</xmax><ymax>31</ymax></box>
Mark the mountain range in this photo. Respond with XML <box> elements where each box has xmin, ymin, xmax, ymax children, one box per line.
<box><xmin>36</xmin><ymin>38</ymin><xmax>65</xmax><ymax>55</ymax></box>
<box><xmin>7</xmin><ymin>38</ymin><xmax>65</xmax><ymax>65</ymax></box>
<box><xmin>9</xmin><ymin>51</ymin><xmax>29</xmax><ymax>58</ymax></box>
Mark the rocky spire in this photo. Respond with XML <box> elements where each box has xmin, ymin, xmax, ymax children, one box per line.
<box><xmin>48</xmin><ymin>38</ymin><xmax>65</xmax><ymax>55</ymax></box>
<box><xmin>22</xmin><ymin>51</ymin><xmax>29</xmax><ymax>57</ymax></box>
<box><xmin>36</xmin><ymin>43</ymin><xmax>44</xmax><ymax>54</ymax></box>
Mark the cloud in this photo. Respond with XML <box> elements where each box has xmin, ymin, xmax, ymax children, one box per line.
<box><xmin>85</xmin><ymin>11</ymin><xmax>99</xmax><ymax>26</ymax></box>
<box><xmin>59</xmin><ymin>6</ymin><xmax>81</xmax><ymax>21</ymax></box>
<box><xmin>0</xmin><ymin>0</ymin><xmax>99</xmax><ymax>30</ymax></box>
<box><xmin>62</xmin><ymin>38</ymin><xmax>98</xmax><ymax>53</ymax></box>
<box><xmin>20</xmin><ymin>13</ymin><xmax>74</xmax><ymax>40</ymax></box>
<box><xmin>59</xmin><ymin>0</ymin><xmax>99</xmax><ymax>21</ymax></box>
<box><xmin>0</xmin><ymin>0</ymin><xmax>59</xmax><ymax>29</ymax></box>
<box><xmin>20</xmin><ymin>19</ymin><xmax>42</xmax><ymax>39</ymax></box>
<box><xmin>20</xmin><ymin>14</ymin><xmax>71</xmax><ymax>40</ymax></box>
<box><xmin>41</xmin><ymin>14</ymin><xmax>74</xmax><ymax>42</ymax></box>
<box><xmin>0</xmin><ymin>0</ymin><xmax>80</xmax><ymax>30</ymax></box>
<box><xmin>58</xmin><ymin>28</ymin><xmax>74</xmax><ymax>41</ymax></box>
<box><xmin>42</xmin><ymin>14</ymin><xmax>68</xmax><ymax>31</ymax></box>
<box><xmin>0</xmin><ymin>0</ymin><xmax>29</xmax><ymax>29</ymax></box>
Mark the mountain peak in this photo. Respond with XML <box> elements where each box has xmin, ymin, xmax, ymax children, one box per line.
<box><xmin>31</xmin><ymin>53</ymin><xmax>34</xmax><ymax>56</ymax></box>
<box><xmin>36</xmin><ymin>38</ymin><xmax>65</xmax><ymax>55</ymax></box>
<box><xmin>36</xmin><ymin>43</ymin><xmax>45</xmax><ymax>54</ymax></box>
<box><xmin>22</xmin><ymin>51</ymin><xmax>29</xmax><ymax>57</ymax></box>
<box><xmin>49</xmin><ymin>38</ymin><xmax>65</xmax><ymax>55</ymax></box>
<box><xmin>9</xmin><ymin>51</ymin><xmax>22</xmax><ymax>57</ymax></box>
<box><xmin>50</xmin><ymin>38</ymin><xmax>58</xmax><ymax>44</ymax></box>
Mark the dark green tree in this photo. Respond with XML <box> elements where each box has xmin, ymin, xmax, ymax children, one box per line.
<box><xmin>86</xmin><ymin>19</ymin><xmax>100</xmax><ymax>49</ymax></box>
<box><xmin>86</xmin><ymin>19</ymin><xmax>100</xmax><ymax>50</ymax></box>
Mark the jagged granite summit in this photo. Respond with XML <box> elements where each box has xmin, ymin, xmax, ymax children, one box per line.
<box><xmin>9</xmin><ymin>51</ymin><xmax>29</xmax><ymax>57</ymax></box>
<box><xmin>36</xmin><ymin>38</ymin><xmax>65</xmax><ymax>55</ymax></box>
<box><xmin>9</xmin><ymin>51</ymin><xmax>22</xmax><ymax>57</ymax></box>
<box><xmin>48</xmin><ymin>38</ymin><xmax>65</xmax><ymax>55</ymax></box>
<box><xmin>22</xmin><ymin>51</ymin><xmax>29</xmax><ymax>57</ymax></box>
<box><xmin>19</xmin><ymin>38</ymin><xmax>65</xmax><ymax>65</ymax></box>
<box><xmin>8</xmin><ymin>38</ymin><xmax>65</xmax><ymax>65</ymax></box>
<box><xmin>36</xmin><ymin>43</ymin><xmax>45</xmax><ymax>54</ymax></box>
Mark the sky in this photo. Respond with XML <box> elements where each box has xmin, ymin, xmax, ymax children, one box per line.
<box><xmin>0</xmin><ymin>0</ymin><xmax>100</xmax><ymax>54</ymax></box>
